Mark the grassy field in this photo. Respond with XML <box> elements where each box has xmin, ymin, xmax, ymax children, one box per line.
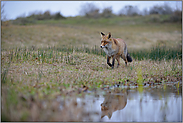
<box><xmin>1</xmin><ymin>15</ymin><xmax>182</xmax><ymax>121</ymax></box>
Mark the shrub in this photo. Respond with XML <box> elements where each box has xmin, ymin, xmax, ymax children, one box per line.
<box><xmin>101</xmin><ymin>7</ymin><xmax>114</xmax><ymax>18</ymax></box>
<box><xmin>12</xmin><ymin>17</ymin><xmax>36</xmax><ymax>25</ymax></box>
<box><xmin>54</xmin><ymin>12</ymin><xmax>66</xmax><ymax>20</ymax></box>
<box><xmin>169</xmin><ymin>10</ymin><xmax>182</xmax><ymax>23</ymax></box>
<box><xmin>79</xmin><ymin>3</ymin><xmax>100</xmax><ymax>19</ymax></box>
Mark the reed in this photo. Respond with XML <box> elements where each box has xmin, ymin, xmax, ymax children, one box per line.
<box><xmin>131</xmin><ymin>45</ymin><xmax>182</xmax><ymax>61</ymax></box>
<box><xmin>2</xmin><ymin>44</ymin><xmax>181</xmax><ymax>66</ymax></box>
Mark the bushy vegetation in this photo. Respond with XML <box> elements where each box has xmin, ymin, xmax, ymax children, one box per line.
<box><xmin>12</xmin><ymin>10</ymin><xmax>66</xmax><ymax>25</ymax></box>
<box><xmin>6</xmin><ymin>2</ymin><xmax>181</xmax><ymax>26</ymax></box>
<box><xmin>78</xmin><ymin>2</ymin><xmax>181</xmax><ymax>23</ymax></box>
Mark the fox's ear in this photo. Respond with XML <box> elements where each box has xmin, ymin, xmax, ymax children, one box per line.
<box><xmin>107</xmin><ymin>111</ymin><xmax>112</xmax><ymax>119</ymax></box>
<box><xmin>101</xmin><ymin>32</ymin><xmax>105</xmax><ymax>37</ymax></box>
<box><xmin>107</xmin><ymin>32</ymin><xmax>111</xmax><ymax>39</ymax></box>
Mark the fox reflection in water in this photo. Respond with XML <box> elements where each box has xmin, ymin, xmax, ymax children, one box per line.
<box><xmin>101</xmin><ymin>92</ymin><xmax>127</xmax><ymax>119</ymax></box>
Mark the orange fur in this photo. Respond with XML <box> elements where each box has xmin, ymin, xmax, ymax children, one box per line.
<box><xmin>100</xmin><ymin>32</ymin><xmax>132</xmax><ymax>68</ymax></box>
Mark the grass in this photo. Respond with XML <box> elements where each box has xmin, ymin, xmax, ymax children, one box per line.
<box><xmin>13</xmin><ymin>14</ymin><xmax>181</xmax><ymax>26</ymax></box>
<box><xmin>131</xmin><ymin>45</ymin><xmax>182</xmax><ymax>61</ymax></box>
<box><xmin>1</xmin><ymin>44</ymin><xmax>181</xmax><ymax>66</ymax></box>
<box><xmin>1</xmin><ymin>46</ymin><xmax>182</xmax><ymax>94</ymax></box>
<box><xmin>1</xmin><ymin>15</ymin><xmax>182</xmax><ymax>121</ymax></box>
<box><xmin>3</xmin><ymin>16</ymin><xmax>182</xmax><ymax>50</ymax></box>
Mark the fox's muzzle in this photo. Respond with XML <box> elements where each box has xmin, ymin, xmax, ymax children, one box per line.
<box><xmin>100</xmin><ymin>46</ymin><xmax>105</xmax><ymax>48</ymax></box>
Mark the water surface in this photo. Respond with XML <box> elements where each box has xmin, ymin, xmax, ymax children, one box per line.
<box><xmin>56</xmin><ymin>85</ymin><xmax>182</xmax><ymax>122</ymax></box>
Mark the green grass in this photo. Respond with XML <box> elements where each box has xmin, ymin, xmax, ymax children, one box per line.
<box><xmin>1</xmin><ymin>45</ymin><xmax>181</xmax><ymax>90</ymax></box>
<box><xmin>15</xmin><ymin>14</ymin><xmax>180</xmax><ymax>26</ymax></box>
<box><xmin>2</xmin><ymin>44</ymin><xmax>181</xmax><ymax>67</ymax></box>
<box><xmin>131</xmin><ymin>45</ymin><xmax>182</xmax><ymax>61</ymax></box>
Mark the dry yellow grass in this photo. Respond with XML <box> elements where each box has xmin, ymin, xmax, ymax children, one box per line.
<box><xmin>2</xmin><ymin>23</ymin><xmax>181</xmax><ymax>50</ymax></box>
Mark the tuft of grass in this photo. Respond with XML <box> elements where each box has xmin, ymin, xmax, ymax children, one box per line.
<box><xmin>137</xmin><ymin>66</ymin><xmax>143</xmax><ymax>86</ymax></box>
<box><xmin>131</xmin><ymin>45</ymin><xmax>182</xmax><ymax>61</ymax></box>
<box><xmin>1</xmin><ymin>50</ymin><xmax>13</xmax><ymax>83</ymax></box>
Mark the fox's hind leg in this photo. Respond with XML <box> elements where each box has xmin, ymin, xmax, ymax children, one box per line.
<box><xmin>125</xmin><ymin>58</ymin><xmax>128</xmax><ymax>66</ymax></box>
<box><xmin>107</xmin><ymin>56</ymin><xmax>112</xmax><ymax>67</ymax></box>
<box><xmin>121</xmin><ymin>54</ymin><xmax>128</xmax><ymax>66</ymax></box>
<box><xmin>125</xmin><ymin>61</ymin><xmax>127</xmax><ymax>66</ymax></box>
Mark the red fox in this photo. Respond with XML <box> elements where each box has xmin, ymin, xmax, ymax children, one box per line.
<box><xmin>100</xmin><ymin>32</ymin><xmax>132</xmax><ymax>69</ymax></box>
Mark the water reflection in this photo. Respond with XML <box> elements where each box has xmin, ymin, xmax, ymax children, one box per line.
<box><xmin>101</xmin><ymin>92</ymin><xmax>127</xmax><ymax>119</ymax></box>
<box><xmin>56</xmin><ymin>86</ymin><xmax>182</xmax><ymax>122</ymax></box>
<box><xmin>100</xmin><ymin>87</ymin><xmax>182</xmax><ymax>122</ymax></box>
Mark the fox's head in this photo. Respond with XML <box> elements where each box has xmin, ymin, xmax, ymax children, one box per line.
<box><xmin>100</xmin><ymin>32</ymin><xmax>112</xmax><ymax>49</ymax></box>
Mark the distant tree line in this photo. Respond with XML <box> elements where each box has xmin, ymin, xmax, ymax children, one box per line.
<box><xmin>9</xmin><ymin>2</ymin><xmax>182</xmax><ymax>25</ymax></box>
<box><xmin>79</xmin><ymin>3</ymin><xmax>115</xmax><ymax>18</ymax></box>
<box><xmin>26</xmin><ymin>10</ymin><xmax>66</xmax><ymax>20</ymax></box>
<box><xmin>12</xmin><ymin>10</ymin><xmax>66</xmax><ymax>25</ymax></box>
<box><xmin>79</xmin><ymin>2</ymin><xmax>182</xmax><ymax>22</ymax></box>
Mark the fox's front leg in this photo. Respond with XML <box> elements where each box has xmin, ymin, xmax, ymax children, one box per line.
<box><xmin>111</xmin><ymin>57</ymin><xmax>115</xmax><ymax>69</ymax></box>
<box><xmin>107</xmin><ymin>56</ymin><xmax>112</xmax><ymax>67</ymax></box>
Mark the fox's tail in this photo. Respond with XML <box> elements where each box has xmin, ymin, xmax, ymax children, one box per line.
<box><xmin>127</xmin><ymin>53</ymin><xmax>132</xmax><ymax>62</ymax></box>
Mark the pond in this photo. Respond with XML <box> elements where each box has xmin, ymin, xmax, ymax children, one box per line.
<box><xmin>55</xmin><ymin>83</ymin><xmax>182</xmax><ymax>122</ymax></box>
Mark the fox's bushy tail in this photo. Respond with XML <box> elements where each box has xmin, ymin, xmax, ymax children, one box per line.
<box><xmin>127</xmin><ymin>53</ymin><xmax>132</xmax><ymax>62</ymax></box>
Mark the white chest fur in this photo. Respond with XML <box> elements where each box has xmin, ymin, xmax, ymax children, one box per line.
<box><xmin>103</xmin><ymin>44</ymin><xmax>118</xmax><ymax>57</ymax></box>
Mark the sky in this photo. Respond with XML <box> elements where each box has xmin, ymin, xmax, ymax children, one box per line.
<box><xmin>1</xmin><ymin>1</ymin><xmax>182</xmax><ymax>20</ymax></box>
